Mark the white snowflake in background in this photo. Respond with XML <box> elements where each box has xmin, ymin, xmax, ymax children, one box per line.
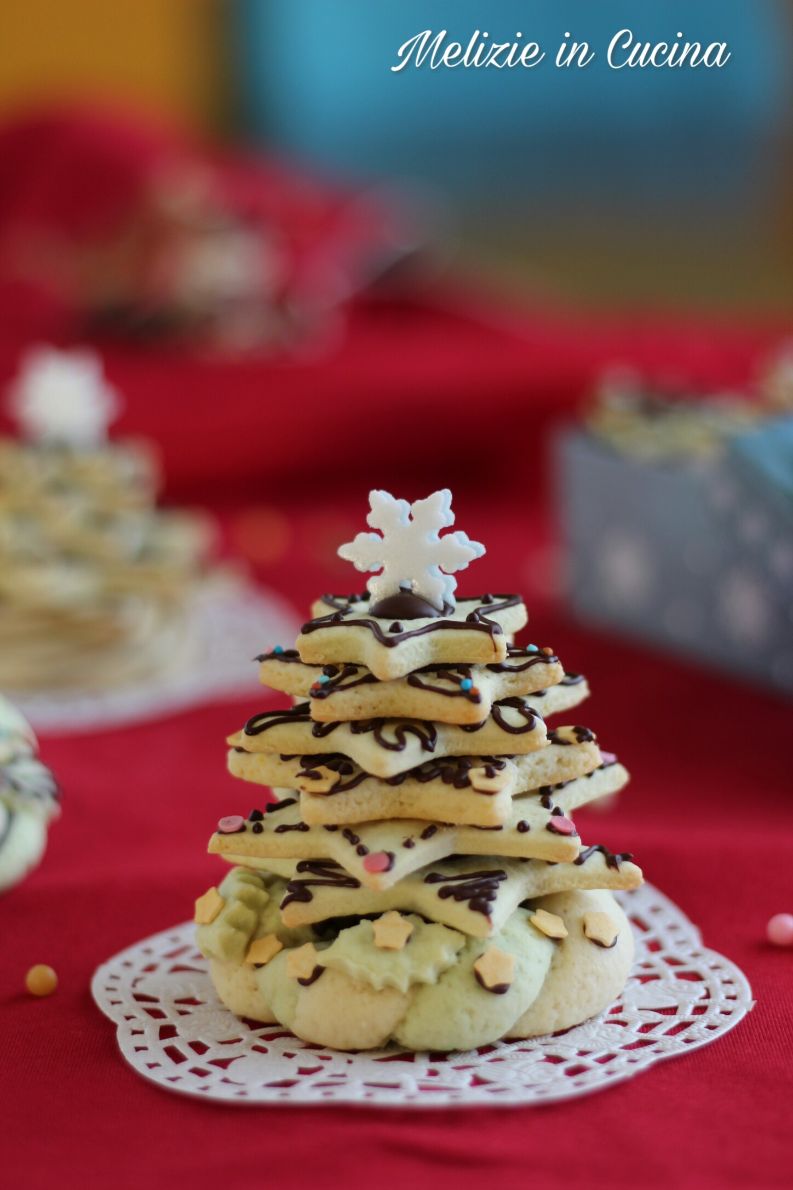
<box><xmin>718</xmin><ymin>569</ymin><xmax>771</xmax><ymax>646</ymax></box>
<box><xmin>338</xmin><ymin>489</ymin><xmax>485</xmax><ymax>610</ymax></box>
<box><xmin>8</xmin><ymin>345</ymin><xmax>120</xmax><ymax>447</ymax></box>
<box><xmin>596</xmin><ymin>530</ymin><xmax>653</xmax><ymax>610</ymax></box>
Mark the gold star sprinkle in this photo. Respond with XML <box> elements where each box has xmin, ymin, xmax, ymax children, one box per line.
<box><xmin>372</xmin><ymin>911</ymin><xmax>414</xmax><ymax>951</ymax></box>
<box><xmin>245</xmin><ymin>934</ymin><xmax>283</xmax><ymax>966</ymax></box>
<box><xmin>286</xmin><ymin>942</ymin><xmax>321</xmax><ymax>981</ymax></box>
<box><xmin>583</xmin><ymin>911</ymin><xmax>620</xmax><ymax>949</ymax></box>
<box><xmin>194</xmin><ymin>887</ymin><xmax>224</xmax><ymax>925</ymax></box>
<box><xmin>470</xmin><ymin>765</ymin><xmax>510</xmax><ymax>793</ymax></box>
<box><xmin>473</xmin><ymin>946</ymin><xmax>515</xmax><ymax>993</ymax></box>
<box><xmin>529</xmin><ymin>908</ymin><xmax>568</xmax><ymax>940</ymax></box>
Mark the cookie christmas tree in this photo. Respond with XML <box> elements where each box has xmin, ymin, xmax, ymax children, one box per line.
<box><xmin>0</xmin><ymin>346</ymin><xmax>212</xmax><ymax>691</ymax></box>
<box><xmin>195</xmin><ymin>490</ymin><xmax>642</xmax><ymax>1052</ymax></box>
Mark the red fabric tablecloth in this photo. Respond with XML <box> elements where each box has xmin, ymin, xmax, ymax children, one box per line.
<box><xmin>0</xmin><ymin>287</ymin><xmax>788</xmax><ymax>503</ymax></box>
<box><xmin>3</xmin><ymin>494</ymin><xmax>792</xmax><ymax>1190</ymax></box>
<box><xmin>2</xmin><ymin>294</ymin><xmax>792</xmax><ymax>1188</ymax></box>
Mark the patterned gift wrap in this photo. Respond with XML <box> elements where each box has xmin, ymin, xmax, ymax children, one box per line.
<box><xmin>556</xmin><ymin>423</ymin><xmax>793</xmax><ymax>696</ymax></box>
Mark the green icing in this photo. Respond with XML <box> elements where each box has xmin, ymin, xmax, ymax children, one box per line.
<box><xmin>196</xmin><ymin>867</ymin><xmax>311</xmax><ymax>964</ymax></box>
<box><xmin>256</xmin><ymin>951</ymin><xmax>302</xmax><ymax>1023</ymax></box>
<box><xmin>319</xmin><ymin>916</ymin><xmax>466</xmax><ymax>993</ymax></box>
<box><xmin>394</xmin><ymin>914</ymin><xmax>554</xmax><ymax>1052</ymax></box>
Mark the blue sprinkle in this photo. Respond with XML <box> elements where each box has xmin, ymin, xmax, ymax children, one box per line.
<box><xmin>527</xmin><ymin>644</ymin><xmax>539</xmax><ymax>652</ymax></box>
<box><xmin>273</xmin><ymin>645</ymin><xmax>284</xmax><ymax>655</ymax></box>
<box><xmin>460</xmin><ymin>678</ymin><xmax>474</xmax><ymax>691</ymax></box>
<box><xmin>318</xmin><ymin>674</ymin><xmax>331</xmax><ymax>684</ymax></box>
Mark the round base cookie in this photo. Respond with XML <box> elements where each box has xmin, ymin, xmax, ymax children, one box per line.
<box><xmin>207</xmin><ymin>958</ymin><xmax>277</xmax><ymax>1024</ymax></box>
<box><xmin>197</xmin><ymin>868</ymin><xmax>635</xmax><ymax>1052</ymax></box>
<box><xmin>507</xmin><ymin>889</ymin><xmax>634</xmax><ymax>1038</ymax></box>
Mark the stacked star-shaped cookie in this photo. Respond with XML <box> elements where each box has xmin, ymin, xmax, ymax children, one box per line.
<box><xmin>0</xmin><ymin>345</ymin><xmax>215</xmax><ymax>692</ymax></box>
<box><xmin>196</xmin><ymin>587</ymin><xmax>643</xmax><ymax>1052</ymax></box>
<box><xmin>0</xmin><ymin>435</ymin><xmax>213</xmax><ymax>691</ymax></box>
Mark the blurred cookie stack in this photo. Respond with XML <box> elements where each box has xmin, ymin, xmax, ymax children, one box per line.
<box><xmin>195</xmin><ymin>490</ymin><xmax>643</xmax><ymax>1052</ymax></box>
<box><xmin>0</xmin><ymin>346</ymin><xmax>213</xmax><ymax>692</ymax></box>
<box><xmin>0</xmin><ymin>695</ymin><xmax>59</xmax><ymax>893</ymax></box>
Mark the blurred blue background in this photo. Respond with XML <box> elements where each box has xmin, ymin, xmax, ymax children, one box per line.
<box><xmin>235</xmin><ymin>0</ymin><xmax>791</xmax><ymax>213</ymax></box>
<box><xmin>1</xmin><ymin>0</ymin><xmax>791</xmax><ymax>311</ymax></box>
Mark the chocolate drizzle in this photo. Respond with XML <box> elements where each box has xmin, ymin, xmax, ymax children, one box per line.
<box><xmin>340</xmin><ymin>827</ymin><xmax>371</xmax><ymax>858</ymax></box>
<box><xmin>296</xmin><ymin>754</ymin><xmax>369</xmax><ymax>793</ymax></box>
<box><xmin>311</xmin><ymin>716</ymin><xmax>438</xmax><ymax>754</ymax></box>
<box><xmin>256</xmin><ymin>647</ymin><xmax>301</xmax><ymax>663</ymax></box>
<box><xmin>574</xmin><ymin>844</ymin><xmax>633</xmax><ymax>870</ymax></box>
<box><xmin>312</xmin><ymin>651</ymin><xmax>567</xmax><ymax>707</ymax></box>
<box><xmin>549</xmin><ymin>725</ymin><xmax>595</xmax><ymax>745</ymax></box>
<box><xmin>243</xmin><ymin>704</ymin><xmax>312</xmax><ymax>736</ymax></box>
<box><xmin>487</xmin><ymin>645</ymin><xmax>559</xmax><ymax>673</ymax></box>
<box><xmin>297</xmin><ymin>965</ymin><xmax>326</xmax><ymax>987</ymax></box>
<box><xmin>407</xmin><ymin>664</ymin><xmax>481</xmax><ymax>703</ymax></box>
<box><xmin>309</xmin><ymin>663</ymin><xmax>375</xmax><ymax>699</ymax></box>
<box><xmin>474</xmin><ymin>970</ymin><xmax>511</xmax><ymax>995</ymax></box>
<box><xmin>242</xmin><ymin>702</ymin><xmax>439</xmax><ymax>756</ymax></box>
<box><xmin>537</xmin><ymin>758</ymin><xmax>616</xmax><ymax>806</ymax></box>
<box><xmin>460</xmin><ymin>696</ymin><xmax>541</xmax><ymax>735</ymax></box>
<box><xmin>296</xmin><ymin>754</ymin><xmax>508</xmax><ymax>795</ymax></box>
<box><xmin>299</xmin><ymin>594</ymin><xmax>521</xmax><ymax>649</ymax></box>
<box><xmin>281</xmin><ymin>860</ymin><xmax>361</xmax><ymax>909</ymax></box>
<box><xmin>423</xmin><ymin>868</ymin><xmax>508</xmax><ymax>917</ymax></box>
<box><xmin>267</xmin><ymin>797</ymin><xmax>298</xmax><ymax>812</ymax></box>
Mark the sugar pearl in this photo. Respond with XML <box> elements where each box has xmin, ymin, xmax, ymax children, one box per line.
<box><xmin>363</xmin><ymin>851</ymin><xmax>392</xmax><ymax>873</ymax></box>
<box><xmin>217</xmin><ymin>815</ymin><xmax>246</xmax><ymax>834</ymax></box>
<box><xmin>767</xmin><ymin>913</ymin><xmax>793</xmax><ymax>947</ymax></box>
<box><xmin>26</xmin><ymin>964</ymin><xmax>58</xmax><ymax>997</ymax></box>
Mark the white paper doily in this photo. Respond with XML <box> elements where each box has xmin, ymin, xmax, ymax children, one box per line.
<box><xmin>91</xmin><ymin>883</ymin><xmax>752</xmax><ymax>1107</ymax></box>
<box><xmin>15</xmin><ymin>581</ymin><xmax>299</xmax><ymax>734</ymax></box>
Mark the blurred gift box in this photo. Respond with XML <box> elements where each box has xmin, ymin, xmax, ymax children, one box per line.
<box><xmin>556</xmin><ymin>379</ymin><xmax>793</xmax><ymax>696</ymax></box>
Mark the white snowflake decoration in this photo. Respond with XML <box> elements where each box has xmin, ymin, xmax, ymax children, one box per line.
<box><xmin>8</xmin><ymin>345</ymin><xmax>120</xmax><ymax>447</ymax></box>
<box><xmin>338</xmin><ymin>489</ymin><xmax>485</xmax><ymax>611</ymax></box>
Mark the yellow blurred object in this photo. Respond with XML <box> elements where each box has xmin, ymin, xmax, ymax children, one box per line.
<box><xmin>0</xmin><ymin>0</ymin><xmax>227</xmax><ymax>133</ymax></box>
<box><xmin>25</xmin><ymin>964</ymin><xmax>58</xmax><ymax>996</ymax></box>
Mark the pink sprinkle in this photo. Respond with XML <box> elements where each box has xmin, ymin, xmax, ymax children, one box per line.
<box><xmin>218</xmin><ymin>815</ymin><xmax>245</xmax><ymax>834</ymax></box>
<box><xmin>363</xmin><ymin>851</ymin><xmax>393</xmax><ymax>873</ymax></box>
<box><xmin>600</xmin><ymin>751</ymin><xmax>618</xmax><ymax>766</ymax></box>
<box><xmin>767</xmin><ymin>913</ymin><xmax>793</xmax><ymax>947</ymax></box>
<box><xmin>548</xmin><ymin>815</ymin><xmax>576</xmax><ymax>836</ymax></box>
